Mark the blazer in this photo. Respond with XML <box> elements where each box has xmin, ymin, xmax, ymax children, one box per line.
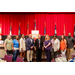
<box><xmin>19</xmin><ymin>38</ymin><xmax>26</xmax><ymax>52</ymax></box>
<box><xmin>34</xmin><ymin>39</ymin><xmax>43</xmax><ymax>50</ymax></box>
<box><xmin>51</xmin><ymin>38</ymin><xmax>60</xmax><ymax>52</ymax></box>
<box><xmin>26</xmin><ymin>38</ymin><xmax>34</xmax><ymax>50</ymax></box>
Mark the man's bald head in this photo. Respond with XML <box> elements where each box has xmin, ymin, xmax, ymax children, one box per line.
<box><xmin>68</xmin><ymin>33</ymin><xmax>71</xmax><ymax>36</ymax></box>
<box><xmin>7</xmin><ymin>35</ymin><xmax>11</xmax><ymax>40</ymax></box>
<box><xmin>29</xmin><ymin>34</ymin><xmax>32</xmax><ymax>39</ymax></box>
<box><xmin>68</xmin><ymin>33</ymin><xmax>71</xmax><ymax>38</ymax></box>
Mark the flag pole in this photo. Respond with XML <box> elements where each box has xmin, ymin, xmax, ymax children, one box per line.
<box><xmin>74</xmin><ymin>24</ymin><xmax>75</xmax><ymax>38</ymax></box>
<box><xmin>10</xmin><ymin>22</ymin><xmax>12</xmax><ymax>35</ymax></box>
<box><xmin>44</xmin><ymin>22</ymin><xmax>46</xmax><ymax>36</ymax></box>
<box><xmin>34</xmin><ymin>20</ymin><xmax>36</xmax><ymax>30</ymax></box>
<box><xmin>27</xmin><ymin>21</ymin><xmax>29</xmax><ymax>35</ymax></box>
<box><xmin>0</xmin><ymin>24</ymin><xmax>2</xmax><ymax>40</ymax></box>
<box><xmin>18</xmin><ymin>22</ymin><xmax>20</xmax><ymax>36</ymax></box>
<box><xmin>55</xmin><ymin>22</ymin><xmax>57</xmax><ymax>35</ymax></box>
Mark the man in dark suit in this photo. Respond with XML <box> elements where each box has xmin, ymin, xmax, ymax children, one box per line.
<box><xmin>34</xmin><ymin>35</ymin><xmax>43</xmax><ymax>62</ymax></box>
<box><xmin>26</xmin><ymin>34</ymin><xmax>34</xmax><ymax>62</ymax></box>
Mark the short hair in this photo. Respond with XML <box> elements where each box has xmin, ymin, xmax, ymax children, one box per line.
<box><xmin>53</xmin><ymin>35</ymin><xmax>57</xmax><ymax>38</ymax></box>
<box><xmin>68</xmin><ymin>33</ymin><xmax>71</xmax><ymax>35</ymax></box>
<box><xmin>38</xmin><ymin>34</ymin><xmax>41</xmax><ymax>37</ymax></box>
<box><xmin>21</xmin><ymin>34</ymin><xmax>24</xmax><ymax>37</ymax></box>
<box><xmin>14</xmin><ymin>35</ymin><xmax>19</xmax><ymax>40</ymax></box>
<box><xmin>7</xmin><ymin>35</ymin><xmax>11</xmax><ymax>38</ymax></box>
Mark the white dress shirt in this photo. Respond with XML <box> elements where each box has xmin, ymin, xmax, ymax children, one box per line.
<box><xmin>30</xmin><ymin>38</ymin><xmax>32</xmax><ymax>43</ymax></box>
<box><xmin>51</xmin><ymin>38</ymin><xmax>60</xmax><ymax>52</ymax></box>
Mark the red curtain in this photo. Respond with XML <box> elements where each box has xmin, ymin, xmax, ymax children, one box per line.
<box><xmin>0</xmin><ymin>13</ymin><xmax>75</xmax><ymax>36</ymax></box>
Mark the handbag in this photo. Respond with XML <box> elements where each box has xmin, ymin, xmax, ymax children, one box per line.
<box><xmin>74</xmin><ymin>47</ymin><xmax>75</xmax><ymax>50</ymax></box>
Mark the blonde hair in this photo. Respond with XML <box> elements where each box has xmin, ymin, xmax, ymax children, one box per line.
<box><xmin>7</xmin><ymin>35</ymin><xmax>11</xmax><ymax>39</ymax></box>
<box><xmin>45</xmin><ymin>35</ymin><xmax>50</xmax><ymax>41</ymax></box>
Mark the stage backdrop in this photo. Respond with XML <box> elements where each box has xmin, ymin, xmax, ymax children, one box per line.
<box><xmin>0</xmin><ymin>12</ymin><xmax>75</xmax><ymax>36</ymax></box>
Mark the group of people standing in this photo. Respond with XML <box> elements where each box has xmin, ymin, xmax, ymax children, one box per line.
<box><xmin>4</xmin><ymin>34</ymin><xmax>26</xmax><ymax>61</ymax></box>
<box><xmin>4</xmin><ymin>33</ymin><xmax>75</xmax><ymax>62</ymax></box>
<box><xmin>51</xmin><ymin>33</ymin><xmax>74</xmax><ymax>61</ymax></box>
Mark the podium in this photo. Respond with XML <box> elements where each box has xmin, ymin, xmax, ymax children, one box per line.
<box><xmin>31</xmin><ymin>30</ymin><xmax>39</xmax><ymax>38</ymax></box>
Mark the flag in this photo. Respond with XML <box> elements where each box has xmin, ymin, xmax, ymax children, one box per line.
<box><xmin>55</xmin><ymin>23</ymin><xmax>57</xmax><ymax>35</ymax></box>
<box><xmin>63</xmin><ymin>24</ymin><xmax>66</xmax><ymax>36</ymax></box>
<box><xmin>0</xmin><ymin>24</ymin><xmax>2</xmax><ymax>35</ymax></box>
<box><xmin>27</xmin><ymin>21</ymin><xmax>29</xmax><ymax>35</ymax></box>
<box><xmin>0</xmin><ymin>24</ymin><xmax>2</xmax><ymax>40</ymax></box>
<box><xmin>74</xmin><ymin>24</ymin><xmax>75</xmax><ymax>38</ymax></box>
<box><xmin>44</xmin><ymin>22</ymin><xmax>46</xmax><ymax>36</ymax></box>
<box><xmin>34</xmin><ymin>20</ymin><xmax>36</xmax><ymax>30</ymax></box>
<box><xmin>10</xmin><ymin>23</ymin><xmax>12</xmax><ymax>35</ymax></box>
<box><xmin>18</xmin><ymin>22</ymin><xmax>20</xmax><ymax>36</ymax></box>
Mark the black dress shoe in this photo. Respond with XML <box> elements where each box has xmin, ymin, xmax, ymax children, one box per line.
<box><xmin>46</xmin><ymin>60</ymin><xmax>49</xmax><ymax>62</ymax></box>
<box><xmin>30</xmin><ymin>61</ymin><xmax>32</xmax><ymax>62</ymax></box>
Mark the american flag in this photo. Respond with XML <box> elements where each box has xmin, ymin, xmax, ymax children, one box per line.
<box><xmin>27</xmin><ymin>21</ymin><xmax>29</xmax><ymax>35</ymax></box>
<box><xmin>18</xmin><ymin>22</ymin><xmax>20</xmax><ymax>36</ymax></box>
<box><xmin>0</xmin><ymin>24</ymin><xmax>2</xmax><ymax>35</ymax></box>
<box><xmin>0</xmin><ymin>24</ymin><xmax>2</xmax><ymax>40</ymax></box>
<box><xmin>55</xmin><ymin>23</ymin><xmax>57</xmax><ymax>35</ymax></box>
<box><xmin>10</xmin><ymin>23</ymin><xmax>12</xmax><ymax>35</ymax></box>
<box><xmin>44</xmin><ymin>22</ymin><xmax>46</xmax><ymax>36</ymax></box>
<box><xmin>74</xmin><ymin>24</ymin><xmax>75</xmax><ymax>38</ymax></box>
<box><xmin>34</xmin><ymin>20</ymin><xmax>36</xmax><ymax>30</ymax></box>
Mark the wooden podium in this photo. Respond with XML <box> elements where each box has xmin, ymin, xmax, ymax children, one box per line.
<box><xmin>31</xmin><ymin>30</ymin><xmax>39</xmax><ymax>39</ymax></box>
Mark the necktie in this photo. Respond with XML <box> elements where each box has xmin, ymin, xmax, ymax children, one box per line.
<box><xmin>39</xmin><ymin>39</ymin><xmax>40</xmax><ymax>48</ymax></box>
<box><xmin>30</xmin><ymin>39</ymin><xmax>32</xmax><ymax>43</ymax></box>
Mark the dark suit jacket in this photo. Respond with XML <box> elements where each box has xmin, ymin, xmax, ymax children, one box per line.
<box><xmin>26</xmin><ymin>38</ymin><xmax>34</xmax><ymax>50</ymax></box>
<box><xmin>34</xmin><ymin>39</ymin><xmax>43</xmax><ymax>50</ymax></box>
